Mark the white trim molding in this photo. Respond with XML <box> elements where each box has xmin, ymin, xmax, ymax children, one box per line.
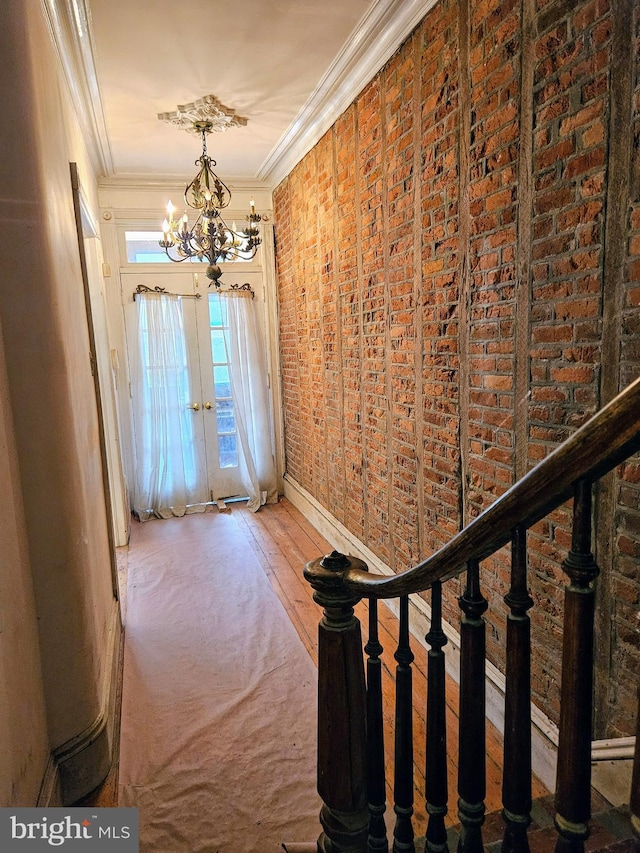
<box><xmin>40</xmin><ymin>0</ymin><xmax>114</xmax><ymax>176</ymax></box>
<box><xmin>38</xmin><ymin>599</ymin><xmax>122</xmax><ymax>805</ymax></box>
<box><xmin>259</xmin><ymin>0</ymin><xmax>439</xmax><ymax>187</ymax></box>
<box><xmin>592</xmin><ymin>737</ymin><xmax>636</xmax><ymax>761</ymax></box>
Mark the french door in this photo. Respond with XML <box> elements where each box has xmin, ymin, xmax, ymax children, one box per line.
<box><xmin>123</xmin><ymin>270</ymin><xmax>265</xmax><ymax>506</ymax></box>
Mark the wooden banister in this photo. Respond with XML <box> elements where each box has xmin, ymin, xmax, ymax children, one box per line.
<box><xmin>301</xmin><ymin>378</ymin><xmax>640</xmax><ymax>853</ymax></box>
<box><xmin>340</xmin><ymin>376</ymin><xmax>640</xmax><ymax>599</ymax></box>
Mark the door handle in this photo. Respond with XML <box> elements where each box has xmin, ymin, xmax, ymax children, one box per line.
<box><xmin>187</xmin><ymin>402</ymin><xmax>201</xmax><ymax>411</ymax></box>
<box><xmin>204</xmin><ymin>401</ymin><xmax>213</xmax><ymax>410</ymax></box>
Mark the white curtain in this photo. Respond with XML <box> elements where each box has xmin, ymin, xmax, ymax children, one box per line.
<box><xmin>220</xmin><ymin>291</ymin><xmax>278</xmax><ymax>511</ymax></box>
<box><xmin>131</xmin><ymin>293</ymin><xmax>206</xmax><ymax>520</ymax></box>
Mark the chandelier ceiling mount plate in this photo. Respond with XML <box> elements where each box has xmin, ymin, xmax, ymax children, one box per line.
<box><xmin>157</xmin><ymin>94</ymin><xmax>248</xmax><ymax>134</ymax></box>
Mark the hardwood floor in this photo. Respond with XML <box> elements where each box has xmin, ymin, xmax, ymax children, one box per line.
<box><xmin>80</xmin><ymin>497</ymin><xmax>548</xmax><ymax>831</ymax></box>
<box><xmin>236</xmin><ymin>498</ymin><xmax>548</xmax><ymax>831</ymax></box>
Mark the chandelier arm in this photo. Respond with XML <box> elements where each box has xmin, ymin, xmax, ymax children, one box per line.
<box><xmin>161</xmin><ymin>248</ymin><xmax>197</xmax><ymax>263</ymax></box>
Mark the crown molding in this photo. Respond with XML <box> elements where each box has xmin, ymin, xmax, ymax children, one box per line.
<box><xmin>258</xmin><ymin>0</ymin><xmax>438</xmax><ymax>188</ymax></box>
<box><xmin>40</xmin><ymin>0</ymin><xmax>437</xmax><ymax>187</ymax></box>
<box><xmin>98</xmin><ymin>175</ymin><xmax>271</xmax><ymax>192</ymax></box>
<box><xmin>40</xmin><ymin>0</ymin><xmax>114</xmax><ymax>177</ymax></box>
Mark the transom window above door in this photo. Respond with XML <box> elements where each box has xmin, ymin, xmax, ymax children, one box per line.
<box><xmin>125</xmin><ymin>231</ymin><xmax>171</xmax><ymax>263</ymax></box>
<box><xmin>124</xmin><ymin>230</ymin><xmax>255</xmax><ymax>265</ymax></box>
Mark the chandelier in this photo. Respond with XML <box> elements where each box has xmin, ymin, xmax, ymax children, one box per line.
<box><xmin>159</xmin><ymin>120</ymin><xmax>262</xmax><ymax>287</ymax></box>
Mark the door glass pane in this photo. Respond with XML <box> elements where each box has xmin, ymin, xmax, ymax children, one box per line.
<box><xmin>213</xmin><ymin>366</ymin><xmax>231</xmax><ymax>398</ymax></box>
<box><xmin>218</xmin><ymin>434</ymin><xmax>238</xmax><ymax>468</ymax></box>
<box><xmin>209</xmin><ymin>297</ymin><xmax>227</xmax><ymax>328</ymax></box>
<box><xmin>216</xmin><ymin>399</ymin><xmax>236</xmax><ymax>433</ymax></box>
<box><xmin>208</xmin><ymin>293</ymin><xmax>238</xmax><ymax>471</ymax></box>
<box><xmin>210</xmin><ymin>330</ymin><xmax>226</xmax><ymax>363</ymax></box>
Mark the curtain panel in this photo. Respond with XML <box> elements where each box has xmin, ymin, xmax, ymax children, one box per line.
<box><xmin>131</xmin><ymin>293</ymin><xmax>206</xmax><ymax>520</ymax></box>
<box><xmin>219</xmin><ymin>290</ymin><xmax>278</xmax><ymax>511</ymax></box>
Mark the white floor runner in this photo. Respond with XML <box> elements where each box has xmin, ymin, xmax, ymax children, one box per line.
<box><xmin>119</xmin><ymin>511</ymin><xmax>321</xmax><ymax>852</ymax></box>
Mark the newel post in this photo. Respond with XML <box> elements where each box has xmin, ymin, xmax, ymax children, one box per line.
<box><xmin>304</xmin><ymin>551</ymin><xmax>370</xmax><ymax>853</ymax></box>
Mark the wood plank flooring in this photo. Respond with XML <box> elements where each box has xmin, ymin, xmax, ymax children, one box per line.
<box><xmin>235</xmin><ymin>499</ymin><xmax>549</xmax><ymax>831</ymax></box>
<box><xmin>81</xmin><ymin>497</ymin><xmax>549</xmax><ymax>833</ymax></box>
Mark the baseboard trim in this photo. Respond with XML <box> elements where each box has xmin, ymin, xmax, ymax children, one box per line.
<box><xmin>36</xmin><ymin>754</ymin><xmax>63</xmax><ymax>807</ymax></box>
<box><xmin>39</xmin><ymin>598</ymin><xmax>123</xmax><ymax>805</ymax></box>
<box><xmin>592</xmin><ymin>737</ymin><xmax>636</xmax><ymax>761</ymax></box>
<box><xmin>283</xmin><ymin>474</ymin><xmax>560</xmax><ymax>790</ymax></box>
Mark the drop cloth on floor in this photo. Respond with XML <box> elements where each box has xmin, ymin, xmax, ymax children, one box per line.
<box><xmin>118</xmin><ymin>511</ymin><xmax>321</xmax><ymax>853</ymax></box>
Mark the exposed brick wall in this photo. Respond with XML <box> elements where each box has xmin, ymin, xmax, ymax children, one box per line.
<box><xmin>386</xmin><ymin>36</ymin><xmax>421</xmax><ymax>572</ymax></box>
<box><xmin>419</xmin><ymin>0</ymin><xmax>463</xmax><ymax>623</ymax></box>
<box><xmin>336</xmin><ymin>107</ymin><xmax>366</xmax><ymax>541</ymax></box>
<box><xmin>273</xmin><ymin>0</ymin><xmax>640</xmax><ymax>736</ymax></box>
<box><xmin>466</xmin><ymin>0</ymin><xmax>522</xmax><ymax>668</ymax></box>
<box><xmin>530</xmin><ymin>2</ymin><xmax>608</xmax><ymax>442</ymax></box>
<box><xmin>527</xmin><ymin>0</ymin><xmax>613</xmax><ymax>725</ymax></box>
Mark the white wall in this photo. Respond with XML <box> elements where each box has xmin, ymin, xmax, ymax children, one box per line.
<box><xmin>0</xmin><ymin>322</ymin><xmax>50</xmax><ymax>805</ymax></box>
<box><xmin>0</xmin><ymin>0</ymin><xmax>120</xmax><ymax>805</ymax></box>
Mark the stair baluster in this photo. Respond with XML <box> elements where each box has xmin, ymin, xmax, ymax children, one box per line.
<box><xmin>392</xmin><ymin>595</ymin><xmax>415</xmax><ymax>853</ymax></box>
<box><xmin>457</xmin><ymin>558</ymin><xmax>488</xmax><ymax>853</ymax></box>
<box><xmin>299</xmin><ymin>380</ymin><xmax>640</xmax><ymax>853</ymax></box>
<box><xmin>631</xmin><ymin>680</ymin><xmax>640</xmax><ymax>842</ymax></box>
<box><xmin>502</xmin><ymin>525</ymin><xmax>534</xmax><ymax>852</ymax></box>
<box><xmin>366</xmin><ymin>598</ymin><xmax>389</xmax><ymax>853</ymax></box>
<box><xmin>304</xmin><ymin>551</ymin><xmax>370</xmax><ymax>853</ymax></box>
<box><xmin>554</xmin><ymin>480</ymin><xmax>599</xmax><ymax>853</ymax></box>
<box><xmin>425</xmin><ymin>580</ymin><xmax>449</xmax><ymax>853</ymax></box>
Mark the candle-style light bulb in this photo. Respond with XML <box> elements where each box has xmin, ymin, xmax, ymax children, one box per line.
<box><xmin>166</xmin><ymin>200</ymin><xmax>175</xmax><ymax>222</ymax></box>
<box><xmin>250</xmin><ymin>197</ymin><xmax>256</xmax><ymax>214</ymax></box>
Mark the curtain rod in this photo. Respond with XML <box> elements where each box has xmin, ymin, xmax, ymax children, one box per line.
<box><xmin>217</xmin><ymin>282</ymin><xmax>255</xmax><ymax>298</ymax></box>
<box><xmin>133</xmin><ymin>284</ymin><xmax>202</xmax><ymax>301</ymax></box>
<box><xmin>133</xmin><ymin>283</ymin><xmax>254</xmax><ymax>300</ymax></box>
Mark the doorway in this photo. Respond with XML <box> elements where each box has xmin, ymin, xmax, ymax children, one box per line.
<box><xmin>123</xmin><ymin>269</ymin><xmax>266</xmax><ymax>513</ymax></box>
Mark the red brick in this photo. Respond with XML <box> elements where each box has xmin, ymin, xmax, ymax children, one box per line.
<box><xmin>274</xmin><ymin>0</ymin><xmax>638</xmax><ymax>737</ymax></box>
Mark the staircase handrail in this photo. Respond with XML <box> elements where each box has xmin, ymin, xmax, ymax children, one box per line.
<box><xmin>340</xmin><ymin>375</ymin><xmax>640</xmax><ymax>599</ymax></box>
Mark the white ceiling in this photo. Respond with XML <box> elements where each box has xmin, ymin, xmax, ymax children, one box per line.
<box><xmin>88</xmin><ymin>0</ymin><xmax>374</xmax><ymax>182</ymax></box>
<box><xmin>60</xmin><ymin>0</ymin><xmax>437</xmax><ymax>186</ymax></box>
